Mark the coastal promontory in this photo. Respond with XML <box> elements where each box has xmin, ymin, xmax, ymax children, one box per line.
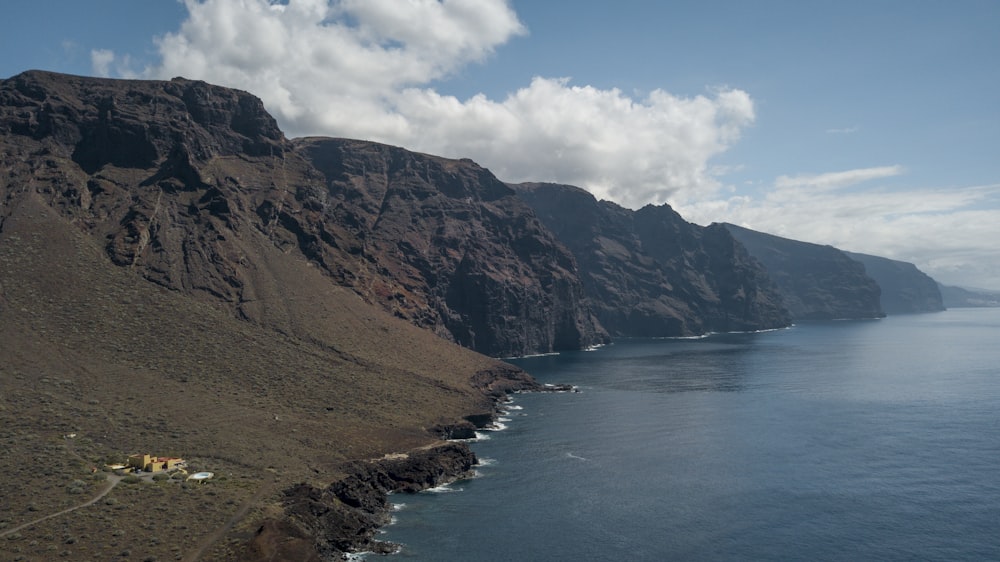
<box><xmin>723</xmin><ymin>223</ymin><xmax>885</xmax><ymax>320</ymax></box>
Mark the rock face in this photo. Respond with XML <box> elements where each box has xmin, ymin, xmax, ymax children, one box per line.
<box><xmin>513</xmin><ymin>183</ymin><xmax>791</xmax><ymax>336</ymax></box>
<box><xmin>294</xmin><ymin>139</ymin><xmax>607</xmax><ymax>356</ymax></box>
<box><xmin>723</xmin><ymin>224</ymin><xmax>885</xmax><ymax>320</ymax></box>
<box><xmin>844</xmin><ymin>251</ymin><xmax>945</xmax><ymax>314</ymax></box>
<box><xmin>0</xmin><ymin>70</ymin><xmax>604</xmax><ymax>357</ymax></box>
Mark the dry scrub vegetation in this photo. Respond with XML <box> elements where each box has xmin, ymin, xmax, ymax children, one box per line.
<box><xmin>0</xmin><ymin>192</ymin><xmax>505</xmax><ymax>560</ymax></box>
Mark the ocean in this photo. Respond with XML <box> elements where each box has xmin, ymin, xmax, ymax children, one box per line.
<box><xmin>378</xmin><ymin>308</ymin><xmax>1000</xmax><ymax>561</ymax></box>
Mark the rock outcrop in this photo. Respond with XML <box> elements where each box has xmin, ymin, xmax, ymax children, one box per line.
<box><xmin>844</xmin><ymin>251</ymin><xmax>945</xmax><ymax>314</ymax></box>
<box><xmin>513</xmin><ymin>183</ymin><xmax>791</xmax><ymax>336</ymax></box>
<box><xmin>266</xmin><ymin>443</ymin><xmax>478</xmax><ymax>559</ymax></box>
<box><xmin>723</xmin><ymin>223</ymin><xmax>885</xmax><ymax>320</ymax></box>
<box><xmin>0</xmin><ymin>70</ymin><xmax>604</xmax><ymax>357</ymax></box>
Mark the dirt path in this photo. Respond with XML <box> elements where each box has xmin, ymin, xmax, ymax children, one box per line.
<box><xmin>181</xmin><ymin>479</ymin><xmax>276</xmax><ymax>562</ymax></box>
<box><xmin>0</xmin><ymin>474</ymin><xmax>122</xmax><ymax>538</ymax></box>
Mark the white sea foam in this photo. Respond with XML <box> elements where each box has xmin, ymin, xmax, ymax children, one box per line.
<box><xmin>392</xmin><ymin>502</ymin><xmax>407</xmax><ymax>511</ymax></box>
<box><xmin>426</xmin><ymin>482</ymin><xmax>464</xmax><ymax>493</ymax></box>
<box><xmin>477</xmin><ymin>457</ymin><xmax>498</xmax><ymax>467</ymax></box>
<box><xmin>565</xmin><ymin>452</ymin><xmax>589</xmax><ymax>461</ymax></box>
<box><xmin>504</xmin><ymin>404</ymin><xmax>524</xmax><ymax>411</ymax></box>
<box><xmin>505</xmin><ymin>351</ymin><xmax>561</xmax><ymax>359</ymax></box>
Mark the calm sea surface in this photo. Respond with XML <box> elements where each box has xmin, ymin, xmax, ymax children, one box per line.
<box><xmin>379</xmin><ymin>308</ymin><xmax>1000</xmax><ymax>561</ymax></box>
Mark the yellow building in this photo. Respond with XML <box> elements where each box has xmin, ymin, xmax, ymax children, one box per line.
<box><xmin>127</xmin><ymin>453</ymin><xmax>185</xmax><ymax>473</ymax></box>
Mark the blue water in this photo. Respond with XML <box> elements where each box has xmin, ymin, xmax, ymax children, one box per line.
<box><xmin>380</xmin><ymin>309</ymin><xmax>1000</xmax><ymax>561</ymax></box>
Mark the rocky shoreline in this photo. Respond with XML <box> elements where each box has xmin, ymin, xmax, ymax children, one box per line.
<box><xmin>240</xmin><ymin>365</ymin><xmax>550</xmax><ymax>561</ymax></box>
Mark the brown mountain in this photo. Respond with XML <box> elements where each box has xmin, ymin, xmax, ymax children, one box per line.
<box><xmin>0</xmin><ymin>70</ymin><xmax>602</xmax><ymax>359</ymax></box>
<box><xmin>513</xmin><ymin>182</ymin><xmax>791</xmax><ymax>336</ymax></box>
<box><xmin>723</xmin><ymin>223</ymin><xmax>885</xmax><ymax>320</ymax></box>
<box><xmin>0</xmin><ymin>70</ymin><xmax>579</xmax><ymax>560</ymax></box>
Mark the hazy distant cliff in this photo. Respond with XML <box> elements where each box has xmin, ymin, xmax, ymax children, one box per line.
<box><xmin>513</xmin><ymin>183</ymin><xmax>791</xmax><ymax>336</ymax></box>
<box><xmin>844</xmin><ymin>251</ymin><xmax>945</xmax><ymax>314</ymax></box>
<box><xmin>938</xmin><ymin>284</ymin><xmax>1000</xmax><ymax>308</ymax></box>
<box><xmin>723</xmin><ymin>224</ymin><xmax>884</xmax><ymax>320</ymax></box>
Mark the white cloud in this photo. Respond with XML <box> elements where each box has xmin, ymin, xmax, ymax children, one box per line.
<box><xmin>91</xmin><ymin>48</ymin><xmax>137</xmax><ymax>78</ymax></box>
<box><xmin>94</xmin><ymin>0</ymin><xmax>754</xmax><ymax>211</ymax></box>
<box><xmin>774</xmin><ymin>165</ymin><xmax>904</xmax><ymax>191</ymax></box>
<box><xmin>676</xmin><ymin>171</ymin><xmax>1000</xmax><ymax>289</ymax></box>
<box><xmin>90</xmin><ymin>49</ymin><xmax>115</xmax><ymax>77</ymax></box>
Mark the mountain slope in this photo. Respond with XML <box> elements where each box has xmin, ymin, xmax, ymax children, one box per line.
<box><xmin>0</xmin><ymin>70</ymin><xmax>552</xmax><ymax>560</ymax></box>
<box><xmin>513</xmin><ymin>183</ymin><xmax>791</xmax><ymax>336</ymax></box>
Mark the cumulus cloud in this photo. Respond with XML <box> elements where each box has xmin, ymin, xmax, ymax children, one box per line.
<box><xmin>94</xmin><ymin>0</ymin><xmax>754</xmax><ymax>210</ymax></box>
<box><xmin>676</xmin><ymin>169</ymin><xmax>1000</xmax><ymax>289</ymax></box>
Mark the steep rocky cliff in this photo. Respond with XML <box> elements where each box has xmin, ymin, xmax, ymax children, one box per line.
<box><xmin>844</xmin><ymin>251</ymin><xmax>945</xmax><ymax>314</ymax></box>
<box><xmin>294</xmin><ymin>139</ymin><xmax>607</xmax><ymax>356</ymax></box>
<box><xmin>513</xmin><ymin>183</ymin><xmax>791</xmax><ymax>336</ymax></box>
<box><xmin>0</xmin><ymin>70</ymin><xmax>603</xmax><ymax>357</ymax></box>
<box><xmin>723</xmin><ymin>223</ymin><xmax>884</xmax><ymax>320</ymax></box>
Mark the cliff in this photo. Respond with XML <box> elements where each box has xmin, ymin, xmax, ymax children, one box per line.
<box><xmin>0</xmin><ymin>70</ymin><xmax>603</xmax><ymax>358</ymax></box>
<box><xmin>513</xmin><ymin>183</ymin><xmax>791</xmax><ymax>336</ymax></box>
<box><xmin>294</xmin><ymin>139</ymin><xmax>606</xmax><ymax>356</ymax></box>
<box><xmin>844</xmin><ymin>251</ymin><xmax>945</xmax><ymax>314</ymax></box>
<box><xmin>723</xmin><ymin>224</ymin><xmax>885</xmax><ymax>320</ymax></box>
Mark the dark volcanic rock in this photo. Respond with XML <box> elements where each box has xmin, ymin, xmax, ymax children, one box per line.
<box><xmin>0</xmin><ymin>70</ymin><xmax>604</xmax><ymax>357</ymax></box>
<box><xmin>513</xmin><ymin>182</ymin><xmax>791</xmax><ymax>337</ymax></box>
<box><xmin>278</xmin><ymin>443</ymin><xmax>477</xmax><ymax>558</ymax></box>
<box><xmin>723</xmin><ymin>223</ymin><xmax>885</xmax><ymax>320</ymax></box>
<box><xmin>844</xmin><ymin>251</ymin><xmax>945</xmax><ymax>314</ymax></box>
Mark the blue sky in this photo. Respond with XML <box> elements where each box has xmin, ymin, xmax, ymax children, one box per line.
<box><xmin>3</xmin><ymin>0</ymin><xmax>1000</xmax><ymax>288</ymax></box>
